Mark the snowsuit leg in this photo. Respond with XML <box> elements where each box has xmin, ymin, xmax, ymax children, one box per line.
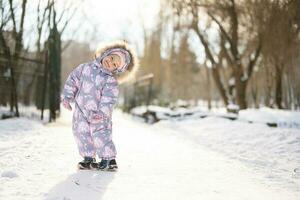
<box><xmin>90</xmin><ymin>119</ymin><xmax>117</xmax><ymax>160</ymax></box>
<box><xmin>72</xmin><ymin>105</ymin><xmax>96</xmax><ymax>158</ymax></box>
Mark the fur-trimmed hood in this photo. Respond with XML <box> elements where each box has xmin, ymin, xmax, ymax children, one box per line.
<box><xmin>94</xmin><ymin>40</ymin><xmax>139</xmax><ymax>84</ymax></box>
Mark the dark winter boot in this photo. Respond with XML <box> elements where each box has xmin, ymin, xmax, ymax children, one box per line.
<box><xmin>77</xmin><ymin>157</ymin><xmax>96</xmax><ymax>170</ymax></box>
<box><xmin>90</xmin><ymin>159</ymin><xmax>118</xmax><ymax>171</ymax></box>
<box><xmin>108</xmin><ymin>159</ymin><xmax>118</xmax><ymax>171</ymax></box>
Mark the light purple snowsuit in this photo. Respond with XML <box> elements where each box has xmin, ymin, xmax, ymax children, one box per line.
<box><xmin>61</xmin><ymin>59</ymin><xmax>119</xmax><ymax>160</ymax></box>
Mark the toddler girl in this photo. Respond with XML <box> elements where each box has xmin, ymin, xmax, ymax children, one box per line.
<box><xmin>60</xmin><ymin>41</ymin><xmax>138</xmax><ymax>171</ymax></box>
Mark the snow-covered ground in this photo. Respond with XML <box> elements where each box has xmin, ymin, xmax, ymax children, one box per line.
<box><xmin>239</xmin><ymin>107</ymin><xmax>300</xmax><ymax>128</ymax></box>
<box><xmin>0</xmin><ymin>104</ymin><xmax>50</xmax><ymax>123</ymax></box>
<box><xmin>131</xmin><ymin>105</ymin><xmax>300</xmax><ymax>129</ymax></box>
<box><xmin>0</xmin><ymin>107</ymin><xmax>299</xmax><ymax>200</ymax></box>
<box><xmin>156</xmin><ymin>117</ymin><xmax>300</xmax><ymax>192</ymax></box>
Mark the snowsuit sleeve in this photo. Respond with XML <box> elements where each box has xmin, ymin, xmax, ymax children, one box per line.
<box><xmin>60</xmin><ymin>64</ymin><xmax>84</xmax><ymax>104</ymax></box>
<box><xmin>89</xmin><ymin>76</ymin><xmax>119</xmax><ymax>123</ymax></box>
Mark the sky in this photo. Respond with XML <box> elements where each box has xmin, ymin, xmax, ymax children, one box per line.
<box><xmin>20</xmin><ymin>0</ymin><xmax>209</xmax><ymax>63</ymax></box>
<box><xmin>22</xmin><ymin>0</ymin><xmax>160</xmax><ymax>54</ymax></box>
<box><xmin>66</xmin><ymin>0</ymin><xmax>159</xmax><ymax>47</ymax></box>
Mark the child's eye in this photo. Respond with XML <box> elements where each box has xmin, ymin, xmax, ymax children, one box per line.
<box><xmin>111</xmin><ymin>56</ymin><xmax>114</xmax><ymax>60</ymax></box>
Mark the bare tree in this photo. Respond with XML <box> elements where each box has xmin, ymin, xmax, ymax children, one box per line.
<box><xmin>172</xmin><ymin>0</ymin><xmax>263</xmax><ymax>109</ymax></box>
<box><xmin>0</xmin><ymin>0</ymin><xmax>28</xmax><ymax>116</ymax></box>
<box><xmin>254</xmin><ymin>0</ymin><xmax>300</xmax><ymax>109</ymax></box>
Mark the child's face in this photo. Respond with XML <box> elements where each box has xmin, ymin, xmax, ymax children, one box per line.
<box><xmin>101</xmin><ymin>54</ymin><xmax>122</xmax><ymax>72</ymax></box>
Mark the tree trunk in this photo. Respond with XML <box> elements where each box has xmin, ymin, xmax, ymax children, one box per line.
<box><xmin>234</xmin><ymin>64</ymin><xmax>247</xmax><ymax>109</ymax></box>
<box><xmin>0</xmin><ymin>32</ymin><xmax>19</xmax><ymax>116</ymax></box>
<box><xmin>275</xmin><ymin>64</ymin><xmax>283</xmax><ymax>109</ymax></box>
<box><xmin>251</xmin><ymin>75</ymin><xmax>259</xmax><ymax>108</ymax></box>
<box><xmin>192</xmin><ymin>24</ymin><xmax>229</xmax><ymax>107</ymax></box>
<box><xmin>205</xmin><ymin>66</ymin><xmax>212</xmax><ymax>110</ymax></box>
<box><xmin>211</xmin><ymin>65</ymin><xmax>229</xmax><ymax>106</ymax></box>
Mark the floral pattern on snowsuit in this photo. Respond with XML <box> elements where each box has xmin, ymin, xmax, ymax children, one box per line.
<box><xmin>60</xmin><ymin>59</ymin><xmax>119</xmax><ymax>160</ymax></box>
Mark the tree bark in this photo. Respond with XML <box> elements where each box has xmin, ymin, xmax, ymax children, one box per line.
<box><xmin>275</xmin><ymin>64</ymin><xmax>283</xmax><ymax>109</ymax></box>
<box><xmin>205</xmin><ymin>66</ymin><xmax>212</xmax><ymax>109</ymax></box>
<box><xmin>234</xmin><ymin>64</ymin><xmax>247</xmax><ymax>109</ymax></box>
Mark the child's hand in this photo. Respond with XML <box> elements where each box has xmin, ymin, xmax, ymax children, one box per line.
<box><xmin>62</xmin><ymin>99</ymin><xmax>72</xmax><ymax>111</ymax></box>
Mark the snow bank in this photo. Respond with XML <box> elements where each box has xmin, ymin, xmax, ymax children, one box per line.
<box><xmin>240</xmin><ymin>107</ymin><xmax>300</xmax><ymax>128</ymax></box>
<box><xmin>155</xmin><ymin>116</ymin><xmax>300</xmax><ymax>192</ymax></box>
<box><xmin>131</xmin><ymin>105</ymin><xmax>300</xmax><ymax>129</ymax></box>
<box><xmin>0</xmin><ymin>104</ymin><xmax>50</xmax><ymax>123</ymax></box>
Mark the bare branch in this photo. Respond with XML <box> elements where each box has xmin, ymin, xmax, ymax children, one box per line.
<box><xmin>207</xmin><ymin>12</ymin><xmax>234</xmax><ymax>50</ymax></box>
<box><xmin>18</xmin><ymin>0</ymin><xmax>27</xmax><ymax>38</ymax></box>
<box><xmin>56</xmin><ymin>1</ymin><xmax>73</xmax><ymax>24</ymax></box>
<box><xmin>59</xmin><ymin>6</ymin><xmax>77</xmax><ymax>34</ymax></box>
<box><xmin>8</xmin><ymin>0</ymin><xmax>17</xmax><ymax>37</ymax></box>
<box><xmin>247</xmin><ymin>41</ymin><xmax>262</xmax><ymax>78</ymax></box>
<box><xmin>191</xmin><ymin>20</ymin><xmax>216</xmax><ymax>65</ymax></box>
<box><xmin>0</xmin><ymin>2</ymin><xmax>11</xmax><ymax>30</ymax></box>
<box><xmin>228</xmin><ymin>0</ymin><xmax>238</xmax><ymax>52</ymax></box>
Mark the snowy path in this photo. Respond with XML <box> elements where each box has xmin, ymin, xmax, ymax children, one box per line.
<box><xmin>0</xmin><ymin>109</ymin><xmax>299</xmax><ymax>200</ymax></box>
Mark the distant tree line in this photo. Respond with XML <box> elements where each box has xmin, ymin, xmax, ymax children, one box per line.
<box><xmin>0</xmin><ymin>0</ymin><xmax>77</xmax><ymax>120</ymax></box>
<box><xmin>138</xmin><ymin>0</ymin><xmax>300</xmax><ymax>110</ymax></box>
